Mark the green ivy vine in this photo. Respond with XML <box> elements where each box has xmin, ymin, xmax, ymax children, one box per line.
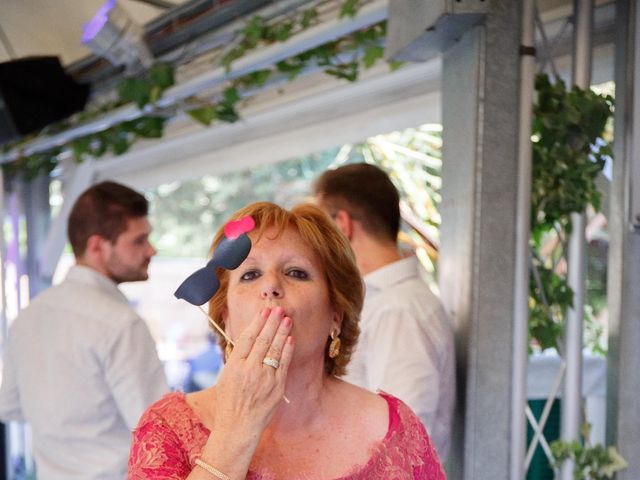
<box><xmin>529</xmin><ymin>74</ymin><xmax>625</xmax><ymax>478</ymax></box>
<box><xmin>1</xmin><ymin>0</ymin><xmax>396</xmax><ymax>181</ymax></box>
<box><xmin>528</xmin><ymin>73</ymin><xmax>614</xmax><ymax>353</ymax></box>
<box><xmin>550</xmin><ymin>423</ymin><xmax>627</xmax><ymax>479</ymax></box>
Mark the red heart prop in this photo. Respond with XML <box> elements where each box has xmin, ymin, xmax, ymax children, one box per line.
<box><xmin>224</xmin><ymin>216</ymin><xmax>256</xmax><ymax>239</ymax></box>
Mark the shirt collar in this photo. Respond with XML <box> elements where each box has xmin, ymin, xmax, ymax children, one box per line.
<box><xmin>363</xmin><ymin>256</ymin><xmax>420</xmax><ymax>292</ymax></box>
<box><xmin>65</xmin><ymin>265</ymin><xmax>129</xmax><ymax>304</ymax></box>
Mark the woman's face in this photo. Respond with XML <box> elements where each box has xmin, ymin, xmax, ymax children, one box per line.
<box><xmin>223</xmin><ymin>226</ymin><xmax>340</xmax><ymax>367</ymax></box>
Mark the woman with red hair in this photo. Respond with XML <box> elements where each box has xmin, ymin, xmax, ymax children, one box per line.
<box><xmin>129</xmin><ymin>202</ymin><xmax>445</xmax><ymax>480</ymax></box>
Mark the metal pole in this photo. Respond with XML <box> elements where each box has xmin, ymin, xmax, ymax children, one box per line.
<box><xmin>606</xmin><ymin>2</ymin><xmax>640</xmax><ymax>477</ymax></box>
<box><xmin>511</xmin><ymin>0</ymin><xmax>535</xmax><ymax>478</ymax></box>
<box><xmin>561</xmin><ymin>1</ymin><xmax>592</xmax><ymax>478</ymax></box>
<box><xmin>39</xmin><ymin>161</ymin><xmax>96</xmax><ymax>279</ymax></box>
<box><xmin>23</xmin><ymin>175</ymin><xmax>52</xmax><ymax>297</ymax></box>
<box><xmin>0</xmin><ymin>167</ymin><xmax>9</xmax><ymax>480</ymax></box>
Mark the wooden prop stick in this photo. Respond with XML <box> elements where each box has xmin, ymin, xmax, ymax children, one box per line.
<box><xmin>197</xmin><ymin>305</ymin><xmax>234</xmax><ymax>346</ymax></box>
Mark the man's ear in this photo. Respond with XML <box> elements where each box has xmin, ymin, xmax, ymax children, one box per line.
<box><xmin>85</xmin><ymin>234</ymin><xmax>104</xmax><ymax>255</ymax></box>
<box><xmin>85</xmin><ymin>234</ymin><xmax>108</xmax><ymax>260</ymax></box>
<box><xmin>333</xmin><ymin>209</ymin><xmax>354</xmax><ymax>241</ymax></box>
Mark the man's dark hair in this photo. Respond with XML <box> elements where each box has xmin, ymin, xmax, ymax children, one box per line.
<box><xmin>314</xmin><ymin>163</ymin><xmax>400</xmax><ymax>243</ymax></box>
<box><xmin>68</xmin><ymin>181</ymin><xmax>149</xmax><ymax>257</ymax></box>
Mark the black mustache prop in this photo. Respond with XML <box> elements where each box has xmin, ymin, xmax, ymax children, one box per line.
<box><xmin>174</xmin><ymin>233</ymin><xmax>252</xmax><ymax>306</ymax></box>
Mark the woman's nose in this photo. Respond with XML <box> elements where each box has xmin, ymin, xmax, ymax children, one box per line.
<box><xmin>261</xmin><ymin>276</ymin><xmax>283</xmax><ymax>299</ymax></box>
<box><xmin>261</xmin><ymin>287</ymin><xmax>282</xmax><ymax>299</ymax></box>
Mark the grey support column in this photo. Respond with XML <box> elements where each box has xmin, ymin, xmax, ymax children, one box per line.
<box><xmin>23</xmin><ymin>175</ymin><xmax>52</xmax><ymax>297</ymax></box>
<box><xmin>439</xmin><ymin>2</ymin><xmax>523</xmax><ymax>479</ymax></box>
<box><xmin>40</xmin><ymin>160</ymin><xmax>95</xmax><ymax>279</ymax></box>
<box><xmin>606</xmin><ymin>0</ymin><xmax>640</xmax><ymax>477</ymax></box>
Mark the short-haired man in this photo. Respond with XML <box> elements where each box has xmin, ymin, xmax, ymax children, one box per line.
<box><xmin>0</xmin><ymin>181</ymin><xmax>168</xmax><ymax>479</ymax></box>
<box><xmin>314</xmin><ymin>163</ymin><xmax>455</xmax><ymax>460</ymax></box>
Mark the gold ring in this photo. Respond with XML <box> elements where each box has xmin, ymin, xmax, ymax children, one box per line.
<box><xmin>262</xmin><ymin>357</ymin><xmax>280</xmax><ymax>369</ymax></box>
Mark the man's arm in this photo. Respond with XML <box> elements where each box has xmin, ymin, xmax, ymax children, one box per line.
<box><xmin>103</xmin><ymin>317</ymin><xmax>169</xmax><ymax>429</ymax></box>
<box><xmin>0</xmin><ymin>342</ymin><xmax>25</xmax><ymax>422</ymax></box>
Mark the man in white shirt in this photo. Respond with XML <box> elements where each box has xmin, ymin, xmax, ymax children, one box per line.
<box><xmin>0</xmin><ymin>181</ymin><xmax>169</xmax><ymax>479</ymax></box>
<box><xmin>314</xmin><ymin>163</ymin><xmax>455</xmax><ymax>461</ymax></box>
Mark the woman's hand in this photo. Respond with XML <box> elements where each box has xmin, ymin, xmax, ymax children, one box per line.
<box><xmin>212</xmin><ymin>306</ymin><xmax>294</xmax><ymax>441</ymax></box>
<box><xmin>193</xmin><ymin>308</ymin><xmax>294</xmax><ymax>480</ymax></box>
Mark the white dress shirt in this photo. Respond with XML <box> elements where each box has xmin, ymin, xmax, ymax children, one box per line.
<box><xmin>0</xmin><ymin>265</ymin><xmax>168</xmax><ymax>480</ymax></box>
<box><xmin>345</xmin><ymin>256</ymin><xmax>455</xmax><ymax>460</ymax></box>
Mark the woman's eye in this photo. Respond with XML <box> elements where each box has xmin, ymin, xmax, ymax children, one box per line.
<box><xmin>240</xmin><ymin>270</ymin><xmax>260</xmax><ymax>281</ymax></box>
<box><xmin>287</xmin><ymin>269</ymin><xmax>309</xmax><ymax>280</ymax></box>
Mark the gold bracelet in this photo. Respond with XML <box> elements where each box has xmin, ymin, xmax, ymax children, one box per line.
<box><xmin>195</xmin><ymin>458</ymin><xmax>231</xmax><ymax>480</ymax></box>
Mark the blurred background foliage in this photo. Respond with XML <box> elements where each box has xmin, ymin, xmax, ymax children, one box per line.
<box><xmin>147</xmin><ymin>123</ymin><xmax>443</xmax><ymax>275</ymax></box>
<box><xmin>148</xmin><ymin>106</ymin><xmax>611</xmax><ymax>355</ymax></box>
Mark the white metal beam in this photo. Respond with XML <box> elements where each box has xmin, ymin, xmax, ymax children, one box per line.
<box><xmin>561</xmin><ymin>1</ymin><xmax>593</xmax><ymax>478</ymax></box>
<box><xmin>511</xmin><ymin>0</ymin><xmax>536</xmax><ymax>477</ymax></box>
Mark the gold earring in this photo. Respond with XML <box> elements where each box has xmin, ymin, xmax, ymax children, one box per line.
<box><xmin>224</xmin><ymin>343</ymin><xmax>233</xmax><ymax>362</ymax></box>
<box><xmin>328</xmin><ymin>329</ymin><xmax>341</xmax><ymax>359</ymax></box>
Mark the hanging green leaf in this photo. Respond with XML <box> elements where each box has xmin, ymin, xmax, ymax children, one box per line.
<box><xmin>340</xmin><ymin>0</ymin><xmax>361</xmax><ymax>18</ymax></box>
<box><xmin>216</xmin><ymin>104</ymin><xmax>240</xmax><ymax>123</ymax></box>
<box><xmin>324</xmin><ymin>62</ymin><xmax>359</xmax><ymax>82</ymax></box>
<box><xmin>276</xmin><ymin>59</ymin><xmax>305</xmax><ymax>79</ymax></box>
<box><xmin>363</xmin><ymin>45</ymin><xmax>384</xmax><ymax>69</ymax></box>
<box><xmin>149</xmin><ymin>85</ymin><xmax>163</xmax><ymax>105</ymax></box>
<box><xmin>90</xmin><ymin>133</ymin><xmax>109</xmax><ymax>157</ymax></box>
<box><xmin>148</xmin><ymin>62</ymin><xmax>175</xmax><ymax>90</ymax></box>
<box><xmin>104</xmin><ymin>126</ymin><xmax>131</xmax><ymax>155</ymax></box>
<box><xmin>223</xmin><ymin>87</ymin><xmax>240</xmax><ymax>106</ymax></box>
<box><xmin>236</xmin><ymin>69</ymin><xmax>272</xmax><ymax>88</ymax></box>
<box><xmin>301</xmin><ymin>8</ymin><xmax>318</xmax><ymax>28</ymax></box>
<box><xmin>70</xmin><ymin>135</ymin><xmax>93</xmax><ymax>163</ymax></box>
<box><xmin>222</xmin><ymin>46</ymin><xmax>246</xmax><ymax>71</ymax></box>
<box><xmin>244</xmin><ymin>16</ymin><xmax>265</xmax><ymax>47</ymax></box>
<box><xmin>264</xmin><ymin>20</ymin><xmax>294</xmax><ymax>43</ymax></box>
<box><xmin>124</xmin><ymin>117</ymin><xmax>166</xmax><ymax>138</ymax></box>
<box><xmin>187</xmin><ymin>105</ymin><xmax>217</xmax><ymax>126</ymax></box>
<box><xmin>529</xmin><ymin>263</ymin><xmax>574</xmax><ymax>351</ymax></box>
<box><xmin>118</xmin><ymin>77</ymin><xmax>152</xmax><ymax>109</ymax></box>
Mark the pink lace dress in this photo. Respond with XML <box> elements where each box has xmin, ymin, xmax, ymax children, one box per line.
<box><xmin>129</xmin><ymin>391</ymin><xmax>445</xmax><ymax>480</ymax></box>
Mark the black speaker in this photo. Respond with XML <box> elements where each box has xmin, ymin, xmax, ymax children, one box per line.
<box><xmin>0</xmin><ymin>56</ymin><xmax>90</xmax><ymax>145</ymax></box>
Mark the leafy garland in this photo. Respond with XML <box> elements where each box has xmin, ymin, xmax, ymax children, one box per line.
<box><xmin>551</xmin><ymin>428</ymin><xmax>627</xmax><ymax>480</ymax></box>
<box><xmin>529</xmin><ymin>74</ymin><xmax>625</xmax><ymax>479</ymax></box>
<box><xmin>528</xmin><ymin>72</ymin><xmax>614</xmax><ymax>353</ymax></box>
<box><xmin>2</xmin><ymin>0</ymin><xmax>393</xmax><ymax>181</ymax></box>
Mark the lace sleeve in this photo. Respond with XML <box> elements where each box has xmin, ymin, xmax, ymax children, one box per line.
<box><xmin>128</xmin><ymin>406</ymin><xmax>192</xmax><ymax>480</ymax></box>
<box><xmin>379</xmin><ymin>393</ymin><xmax>446</xmax><ymax>480</ymax></box>
<box><xmin>401</xmin><ymin>402</ymin><xmax>446</xmax><ymax>480</ymax></box>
